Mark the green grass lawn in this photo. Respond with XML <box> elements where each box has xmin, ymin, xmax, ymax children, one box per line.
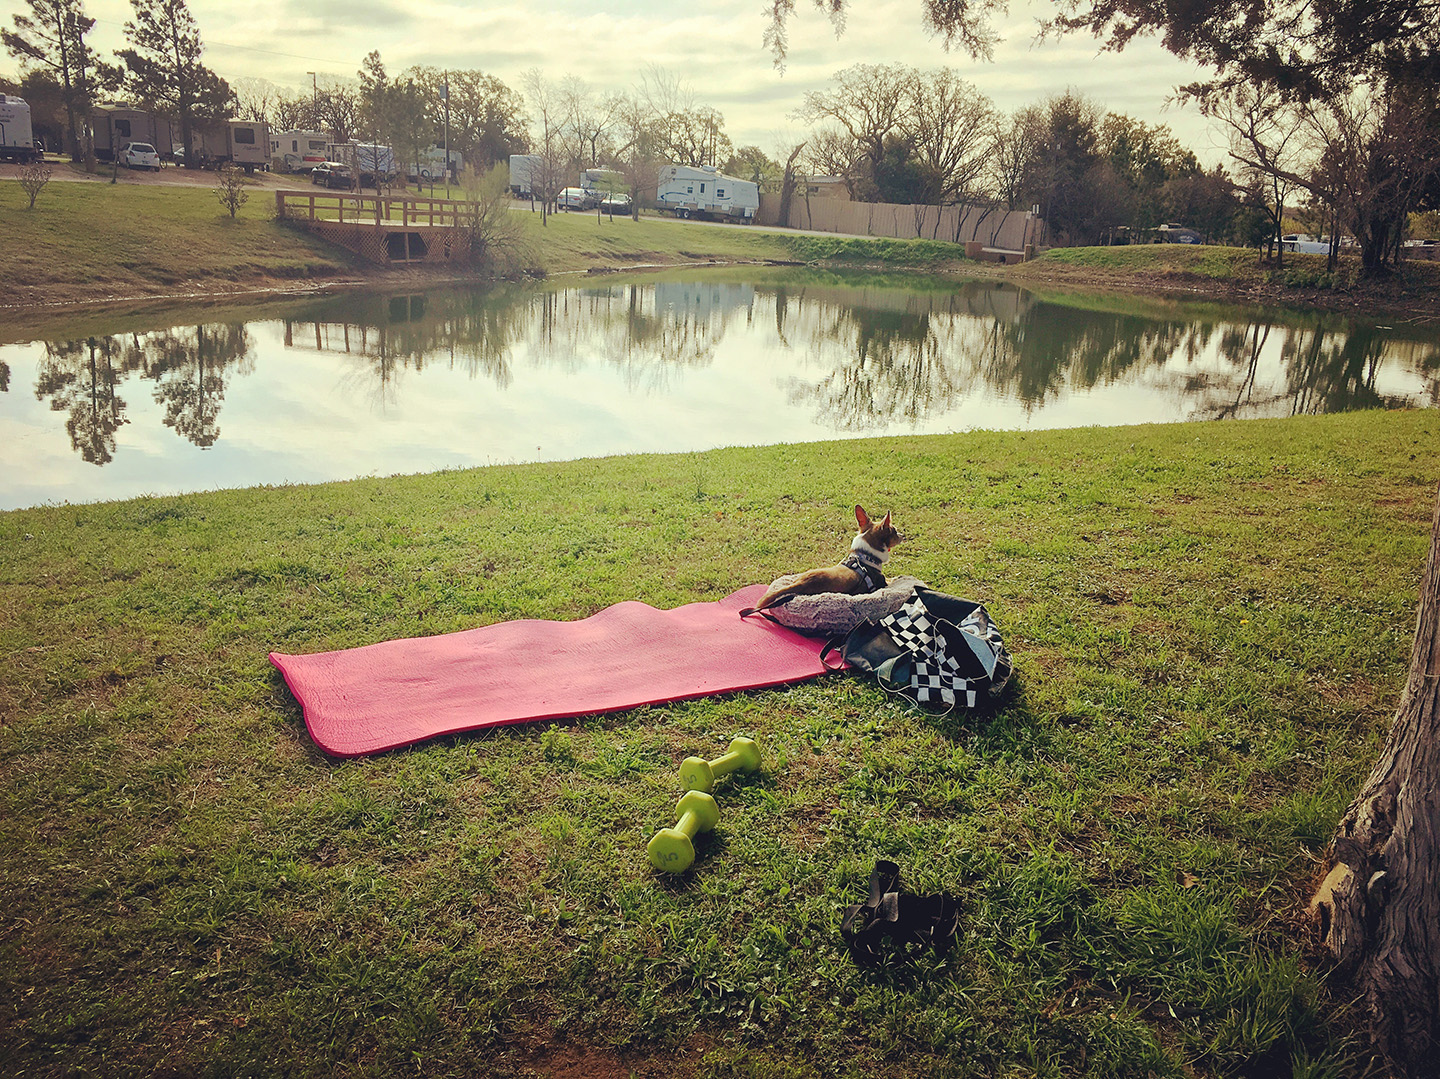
<box><xmin>3</xmin><ymin>410</ymin><xmax>1437</xmax><ymax>1077</ymax></box>
<box><xmin>1</xmin><ymin>180</ymin><xmax>356</xmax><ymax>300</ymax></box>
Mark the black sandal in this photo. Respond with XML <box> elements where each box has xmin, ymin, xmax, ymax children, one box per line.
<box><xmin>841</xmin><ymin>860</ymin><xmax>960</xmax><ymax>965</ymax></box>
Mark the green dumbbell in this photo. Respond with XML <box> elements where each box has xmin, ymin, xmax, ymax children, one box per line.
<box><xmin>680</xmin><ymin>736</ymin><xmax>762</xmax><ymax>793</ymax></box>
<box><xmin>646</xmin><ymin>790</ymin><xmax>720</xmax><ymax>873</ymax></box>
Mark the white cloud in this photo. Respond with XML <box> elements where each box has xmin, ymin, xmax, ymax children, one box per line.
<box><xmin>56</xmin><ymin>0</ymin><xmax>1228</xmax><ymax>165</ymax></box>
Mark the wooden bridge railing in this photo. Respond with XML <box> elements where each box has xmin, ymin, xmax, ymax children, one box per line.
<box><xmin>275</xmin><ymin>190</ymin><xmax>473</xmax><ymax>227</ymax></box>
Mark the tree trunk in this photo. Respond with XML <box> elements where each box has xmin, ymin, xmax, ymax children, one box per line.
<box><xmin>777</xmin><ymin>143</ymin><xmax>805</xmax><ymax>229</ymax></box>
<box><xmin>1311</xmin><ymin>485</ymin><xmax>1440</xmax><ymax>1078</ymax></box>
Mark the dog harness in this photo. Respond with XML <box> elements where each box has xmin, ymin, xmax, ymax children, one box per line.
<box><xmin>843</xmin><ymin>544</ymin><xmax>887</xmax><ymax>593</ymax></box>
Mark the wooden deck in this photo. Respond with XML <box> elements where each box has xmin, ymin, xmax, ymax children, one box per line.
<box><xmin>275</xmin><ymin>191</ymin><xmax>475</xmax><ymax>266</ymax></box>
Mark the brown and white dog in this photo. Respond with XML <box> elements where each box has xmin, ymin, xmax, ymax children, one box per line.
<box><xmin>754</xmin><ymin>505</ymin><xmax>902</xmax><ymax>610</ymax></box>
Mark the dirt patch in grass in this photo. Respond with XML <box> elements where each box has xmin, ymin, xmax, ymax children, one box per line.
<box><xmin>507</xmin><ymin>1035</ymin><xmax>699</xmax><ymax>1078</ymax></box>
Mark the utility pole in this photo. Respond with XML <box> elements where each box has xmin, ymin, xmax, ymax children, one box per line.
<box><xmin>441</xmin><ymin>74</ymin><xmax>450</xmax><ymax>196</ymax></box>
<box><xmin>307</xmin><ymin>72</ymin><xmax>318</xmax><ymax>128</ymax></box>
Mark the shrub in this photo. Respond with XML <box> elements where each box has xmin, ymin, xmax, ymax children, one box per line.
<box><xmin>19</xmin><ymin>159</ymin><xmax>53</xmax><ymax>209</ymax></box>
<box><xmin>214</xmin><ymin>164</ymin><xmax>249</xmax><ymax>218</ymax></box>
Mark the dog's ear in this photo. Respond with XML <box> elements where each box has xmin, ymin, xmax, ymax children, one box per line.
<box><xmin>881</xmin><ymin>511</ymin><xmax>892</xmax><ymax>530</ymax></box>
<box><xmin>855</xmin><ymin>505</ymin><xmax>871</xmax><ymax>530</ymax></box>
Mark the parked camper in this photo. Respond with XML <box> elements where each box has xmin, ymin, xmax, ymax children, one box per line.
<box><xmin>656</xmin><ymin>165</ymin><xmax>758</xmax><ymax>222</ymax></box>
<box><xmin>193</xmin><ymin>119</ymin><xmax>270</xmax><ymax>172</ymax></box>
<box><xmin>580</xmin><ymin>167</ymin><xmax>623</xmax><ymax>194</ymax></box>
<box><xmin>355</xmin><ymin>143</ymin><xmax>397</xmax><ymax>185</ymax></box>
<box><xmin>407</xmin><ymin>145</ymin><xmax>464</xmax><ymax>183</ymax></box>
<box><xmin>324</xmin><ymin>140</ymin><xmax>357</xmax><ymax>170</ymax></box>
<box><xmin>271</xmin><ymin>129</ymin><xmax>330</xmax><ymax>172</ymax></box>
<box><xmin>0</xmin><ymin>94</ymin><xmax>43</xmax><ymax>163</ymax></box>
<box><xmin>508</xmin><ymin>153</ymin><xmax>541</xmax><ymax>196</ymax></box>
<box><xmin>1281</xmin><ymin>233</ymin><xmax>1330</xmax><ymax>255</ymax></box>
<box><xmin>1154</xmin><ymin>223</ymin><xmax>1202</xmax><ymax>245</ymax></box>
<box><xmin>92</xmin><ymin>104</ymin><xmax>174</xmax><ymax>162</ymax></box>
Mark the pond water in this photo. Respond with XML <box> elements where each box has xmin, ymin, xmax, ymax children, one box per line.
<box><xmin>2</xmin><ymin>270</ymin><xmax>1437</xmax><ymax>511</ymax></box>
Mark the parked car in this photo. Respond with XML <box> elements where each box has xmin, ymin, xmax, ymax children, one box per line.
<box><xmin>120</xmin><ymin>141</ymin><xmax>161</xmax><ymax>171</ymax></box>
<box><xmin>310</xmin><ymin>162</ymin><xmax>355</xmax><ymax>190</ymax></box>
<box><xmin>599</xmin><ymin>194</ymin><xmax>632</xmax><ymax>215</ymax></box>
<box><xmin>558</xmin><ymin>186</ymin><xmax>599</xmax><ymax>211</ymax></box>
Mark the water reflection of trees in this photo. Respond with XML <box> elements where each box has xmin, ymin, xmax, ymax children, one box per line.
<box><xmin>282</xmin><ymin>280</ymin><xmax>1440</xmax><ymax>431</ymax></box>
<box><xmin>22</xmin><ymin>279</ymin><xmax>1440</xmax><ymax>473</ymax></box>
<box><xmin>1177</xmin><ymin>323</ymin><xmax>1440</xmax><ymax>420</ymax></box>
<box><xmin>561</xmin><ymin>282</ymin><xmax>740</xmax><ymax>391</ymax></box>
<box><xmin>35</xmin><ymin>336</ymin><xmax>139</xmax><ymax>465</ymax></box>
<box><xmin>769</xmin><ymin>283</ymin><xmax>1214</xmax><ymax>429</ymax></box>
<box><xmin>776</xmin><ymin>285</ymin><xmax>966</xmax><ymax>430</ymax></box>
<box><xmin>33</xmin><ymin>324</ymin><xmax>253</xmax><ymax>464</ymax></box>
<box><xmin>764</xmin><ymin>281</ymin><xmax>1438</xmax><ymax>429</ymax></box>
<box><xmin>138</xmin><ymin>324</ymin><xmax>254</xmax><ymax>447</ymax></box>
<box><xmin>283</xmin><ymin>282</ymin><xmax>742</xmax><ymax>398</ymax></box>
<box><xmin>283</xmin><ymin>291</ymin><xmax>523</xmax><ymax>392</ymax></box>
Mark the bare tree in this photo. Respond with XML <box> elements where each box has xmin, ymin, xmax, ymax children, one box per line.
<box><xmin>987</xmin><ymin>105</ymin><xmax>1046</xmax><ymax>211</ymax></box>
<box><xmin>902</xmin><ymin>67</ymin><xmax>995</xmax><ymax>205</ymax></box>
<box><xmin>1303</xmin><ymin>79</ymin><xmax>1440</xmax><ymax>276</ymax></box>
<box><xmin>316</xmin><ymin>81</ymin><xmax>359</xmax><ymax>143</ymax></box>
<box><xmin>272</xmin><ymin>92</ymin><xmax>313</xmax><ymax>132</ymax></box>
<box><xmin>807</xmin><ymin>126</ymin><xmax>863</xmax><ymax>196</ymax></box>
<box><xmin>521</xmin><ymin>68</ymin><xmax>566</xmax><ymax>224</ymax></box>
<box><xmin>458</xmin><ymin>163</ymin><xmax>532</xmax><ymax>274</ymax></box>
<box><xmin>1209</xmin><ymin>78</ymin><xmax>1440</xmax><ymax>276</ymax></box>
<box><xmin>1203</xmin><ymin>85</ymin><xmax>1310</xmax><ymax>267</ymax></box>
<box><xmin>613</xmin><ymin>90</ymin><xmax>662</xmax><ymax>219</ymax></box>
<box><xmin>232</xmin><ymin>76</ymin><xmax>275</xmax><ymax>124</ymax></box>
<box><xmin>409</xmin><ymin>66</ymin><xmax>523</xmax><ymax>168</ymax></box>
<box><xmin>19</xmin><ymin>158</ymin><xmax>53</xmax><ymax>207</ymax></box>
<box><xmin>637</xmin><ymin>64</ymin><xmax>733</xmax><ymax>168</ymax></box>
<box><xmin>796</xmin><ymin>62</ymin><xmax>913</xmax><ymax>201</ymax></box>
<box><xmin>561</xmin><ymin>75</ymin><xmax>622</xmax><ymax>171</ymax></box>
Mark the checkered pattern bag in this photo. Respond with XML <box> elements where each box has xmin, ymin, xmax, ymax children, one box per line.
<box><xmin>830</xmin><ymin>587</ymin><xmax>1012</xmax><ymax>711</ymax></box>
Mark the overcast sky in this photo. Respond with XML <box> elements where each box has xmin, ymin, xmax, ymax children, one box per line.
<box><xmin>10</xmin><ymin>0</ymin><xmax>1231</xmax><ymax>166</ymax></box>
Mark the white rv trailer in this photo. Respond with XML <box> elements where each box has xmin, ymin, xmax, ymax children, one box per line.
<box><xmin>580</xmin><ymin>167</ymin><xmax>623</xmax><ymax>194</ymax></box>
<box><xmin>508</xmin><ymin>153</ymin><xmax>541</xmax><ymax>196</ymax></box>
<box><xmin>354</xmin><ymin>143</ymin><xmax>397</xmax><ymax>185</ymax></box>
<box><xmin>271</xmin><ymin>129</ymin><xmax>330</xmax><ymax>172</ymax></box>
<box><xmin>193</xmin><ymin>119</ymin><xmax>270</xmax><ymax>172</ymax></box>
<box><xmin>656</xmin><ymin>165</ymin><xmax>758</xmax><ymax>222</ymax></box>
<box><xmin>92</xmin><ymin>104</ymin><xmax>175</xmax><ymax>161</ymax></box>
<box><xmin>0</xmin><ymin>94</ymin><xmax>43</xmax><ymax>163</ymax></box>
<box><xmin>406</xmin><ymin>145</ymin><xmax>464</xmax><ymax>183</ymax></box>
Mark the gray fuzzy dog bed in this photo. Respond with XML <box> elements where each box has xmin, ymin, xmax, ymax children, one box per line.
<box><xmin>750</xmin><ymin>575</ymin><xmax>927</xmax><ymax>637</ymax></box>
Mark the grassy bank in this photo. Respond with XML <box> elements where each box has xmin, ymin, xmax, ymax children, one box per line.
<box><xmin>5</xmin><ymin>179</ymin><xmax>1437</xmax><ymax>330</ymax></box>
<box><xmin>3</xmin><ymin>410</ymin><xmax>1438</xmax><ymax>1077</ymax></box>
<box><xmin>0</xmin><ymin>180</ymin><xmax>356</xmax><ymax>307</ymax></box>
<box><xmin>0</xmin><ymin>181</ymin><xmax>805</xmax><ymax>313</ymax></box>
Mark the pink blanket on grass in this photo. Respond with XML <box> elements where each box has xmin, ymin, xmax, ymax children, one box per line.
<box><xmin>269</xmin><ymin>584</ymin><xmax>842</xmax><ymax>757</ymax></box>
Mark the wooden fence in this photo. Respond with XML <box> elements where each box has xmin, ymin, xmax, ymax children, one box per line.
<box><xmin>275</xmin><ymin>191</ymin><xmax>475</xmax><ymax>265</ymax></box>
<box><xmin>757</xmin><ymin>192</ymin><xmax>1044</xmax><ymax>254</ymax></box>
<box><xmin>275</xmin><ymin>190</ymin><xmax>476</xmax><ymax>227</ymax></box>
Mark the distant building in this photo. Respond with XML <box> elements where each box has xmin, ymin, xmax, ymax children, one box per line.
<box><xmin>803</xmin><ymin>175</ymin><xmax>851</xmax><ymax>201</ymax></box>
